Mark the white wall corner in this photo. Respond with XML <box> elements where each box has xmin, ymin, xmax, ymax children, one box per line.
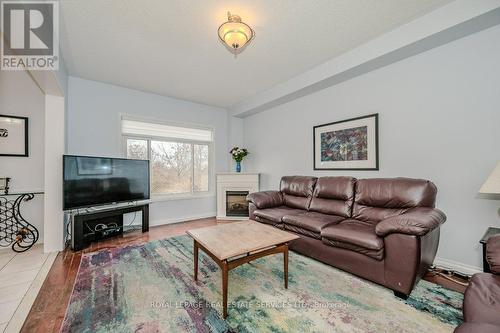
<box><xmin>43</xmin><ymin>94</ymin><xmax>65</xmax><ymax>253</ymax></box>
<box><xmin>231</xmin><ymin>0</ymin><xmax>500</xmax><ymax>117</ymax></box>
<box><xmin>228</xmin><ymin>115</ymin><xmax>245</xmax><ymax>170</ymax></box>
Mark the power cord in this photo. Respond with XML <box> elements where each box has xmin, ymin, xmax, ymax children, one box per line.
<box><xmin>63</xmin><ymin>210</ymin><xmax>76</xmax><ymax>248</ymax></box>
<box><xmin>64</xmin><ymin>201</ymin><xmax>141</xmax><ymax>247</ymax></box>
<box><xmin>66</xmin><ymin>218</ymin><xmax>71</xmax><ymax>237</ymax></box>
<box><xmin>123</xmin><ymin>211</ymin><xmax>141</xmax><ymax>232</ymax></box>
<box><xmin>428</xmin><ymin>265</ymin><xmax>470</xmax><ymax>287</ymax></box>
<box><xmin>126</xmin><ymin>211</ymin><xmax>138</xmax><ymax>227</ymax></box>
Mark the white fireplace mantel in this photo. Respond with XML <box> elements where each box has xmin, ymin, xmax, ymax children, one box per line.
<box><xmin>216</xmin><ymin>173</ymin><xmax>259</xmax><ymax>220</ymax></box>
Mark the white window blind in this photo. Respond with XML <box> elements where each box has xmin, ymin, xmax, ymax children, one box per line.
<box><xmin>122</xmin><ymin>119</ymin><xmax>213</xmax><ymax>142</ymax></box>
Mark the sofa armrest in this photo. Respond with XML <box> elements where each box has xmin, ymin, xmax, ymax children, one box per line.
<box><xmin>246</xmin><ymin>191</ymin><xmax>283</xmax><ymax>209</ymax></box>
<box><xmin>487</xmin><ymin>234</ymin><xmax>500</xmax><ymax>275</ymax></box>
<box><xmin>375</xmin><ymin>207</ymin><xmax>446</xmax><ymax>237</ymax></box>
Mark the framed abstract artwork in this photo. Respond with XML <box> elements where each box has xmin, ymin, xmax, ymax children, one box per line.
<box><xmin>0</xmin><ymin>115</ymin><xmax>29</xmax><ymax>157</ymax></box>
<box><xmin>313</xmin><ymin>113</ymin><xmax>379</xmax><ymax>170</ymax></box>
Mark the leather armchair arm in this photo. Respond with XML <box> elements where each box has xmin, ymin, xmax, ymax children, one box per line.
<box><xmin>487</xmin><ymin>234</ymin><xmax>500</xmax><ymax>275</ymax></box>
<box><xmin>375</xmin><ymin>207</ymin><xmax>446</xmax><ymax>237</ymax></box>
<box><xmin>246</xmin><ymin>191</ymin><xmax>283</xmax><ymax>209</ymax></box>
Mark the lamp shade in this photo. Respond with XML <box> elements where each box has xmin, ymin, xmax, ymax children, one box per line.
<box><xmin>479</xmin><ymin>161</ymin><xmax>500</xmax><ymax>194</ymax></box>
<box><xmin>218</xmin><ymin>12</ymin><xmax>255</xmax><ymax>55</ymax></box>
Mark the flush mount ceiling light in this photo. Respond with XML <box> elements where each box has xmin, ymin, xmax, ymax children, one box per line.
<box><xmin>217</xmin><ymin>12</ymin><xmax>255</xmax><ymax>56</ymax></box>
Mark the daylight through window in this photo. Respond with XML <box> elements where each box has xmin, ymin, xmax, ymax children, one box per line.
<box><xmin>122</xmin><ymin>118</ymin><xmax>212</xmax><ymax>196</ymax></box>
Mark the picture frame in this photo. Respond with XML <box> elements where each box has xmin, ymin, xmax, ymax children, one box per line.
<box><xmin>313</xmin><ymin>113</ymin><xmax>379</xmax><ymax>170</ymax></box>
<box><xmin>0</xmin><ymin>115</ymin><xmax>29</xmax><ymax>157</ymax></box>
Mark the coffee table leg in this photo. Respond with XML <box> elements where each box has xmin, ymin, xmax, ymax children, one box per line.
<box><xmin>284</xmin><ymin>243</ymin><xmax>289</xmax><ymax>289</ymax></box>
<box><xmin>222</xmin><ymin>260</ymin><xmax>228</xmax><ymax>319</ymax></box>
<box><xmin>194</xmin><ymin>240</ymin><xmax>198</xmax><ymax>281</ymax></box>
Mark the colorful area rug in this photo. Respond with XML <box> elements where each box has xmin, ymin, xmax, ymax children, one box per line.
<box><xmin>61</xmin><ymin>235</ymin><xmax>463</xmax><ymax>332</ymax></box>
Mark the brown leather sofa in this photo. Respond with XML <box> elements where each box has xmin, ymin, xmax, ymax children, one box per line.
<box><xmin>247</xmin><ymin>176</ymin><xmax>446</xmax><ymax>297</ymax></box>
<box><xmin>454</xmin><ymin>235</ymin><xmax>500</xmax><ymax>333</ymax></box>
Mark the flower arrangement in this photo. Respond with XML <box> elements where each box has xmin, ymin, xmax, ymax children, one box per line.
<box><xmin>230</xmin><ymin>147</ymin><xmax>249</xmax><ymax>172</ymax></box>
<box><xmin>229</xmin><ymin>147</ymin><xmax>249</xmax><ymax>162</ymax></box>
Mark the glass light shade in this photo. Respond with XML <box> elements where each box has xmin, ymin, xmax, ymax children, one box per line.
<box><xmin>218</xmin><ymin>13</ymin><xmax>255</xmax><ymax>55</ymax></box>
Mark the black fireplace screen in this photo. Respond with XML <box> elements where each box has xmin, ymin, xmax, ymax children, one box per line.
<box><xmin>226</xmin><ymin>191</ymin><xmax>249</xmax><ymax>217</ymax></box>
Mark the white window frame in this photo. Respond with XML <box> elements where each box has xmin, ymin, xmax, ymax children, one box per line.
<box><xmin>121</xmin><ymin>116</ymin><xmax>215</xmax><ymax>201</ymax></box>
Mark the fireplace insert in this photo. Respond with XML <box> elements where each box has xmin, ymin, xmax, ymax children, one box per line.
<box><xmin>226</xmin><ymin>191</ymin><xmax>249</xmax><ymax>217</ymax></box>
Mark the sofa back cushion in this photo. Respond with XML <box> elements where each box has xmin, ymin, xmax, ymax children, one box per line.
<box><xmin>280</xmin><ymin>176</ymin><xmax>318</xmax><ymax>210</ymax></box>
<box><xmin>353</xmin><ymin>178</ymin><xmax>437</xmax><ymax>224</ymax></box>
<box><xmin>309</xmin><ymin>177</ymin><xmax>356</xmax><ymax>217</ymax></box>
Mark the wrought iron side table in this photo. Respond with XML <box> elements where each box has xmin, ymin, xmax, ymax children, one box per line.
<box><xmin>0</xmin><ymin>191</ymin><xmax>43</xmax><ymax>252</ymax></box>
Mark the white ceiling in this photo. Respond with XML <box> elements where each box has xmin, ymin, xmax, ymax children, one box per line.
<box><xmin>60</xmin><ymin>0</ymin><xmax>452</xmax><ymax>108</ymax></box>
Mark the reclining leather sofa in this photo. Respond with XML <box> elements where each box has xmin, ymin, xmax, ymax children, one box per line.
<box><xmin>454</xmin><ymin>234</ymin><xmax>500</xmax><ymax>333</ymax></box>
<box><xmin>247</xmin><ymin>176</ymin><xmax>446</xmax><ymax>297</ymax></box>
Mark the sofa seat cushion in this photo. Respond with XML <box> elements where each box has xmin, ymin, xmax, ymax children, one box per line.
<box><xmin>254</xmin><ymin>206</ymin><xmax>305</xmax><ymax>223</ymax></box>
<box><xmin>463</xmin><ymin>273</ymin><xmax>500</xmax><ymax>326</ymax></box>
<box><xmin>321</xmin><ymin>220</ymin><xmax>384</xmax><ymax>260</ymax></box>
<box><xmin>282</xmin><ymin>212</ymin><xmax>344</xmax><ymax>239</ymax></box>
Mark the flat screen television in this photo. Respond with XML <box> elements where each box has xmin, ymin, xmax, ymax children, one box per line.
<box><xmin>63</xmin><ymin>155</ymin><xmax>150</xmax><ymax>210</ymax></box>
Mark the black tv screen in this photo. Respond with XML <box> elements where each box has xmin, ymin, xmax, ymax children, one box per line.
<box><xmin>63</xmin><ymin>155</ymin><xmax>150</xmax><ymax>210</ymax></box>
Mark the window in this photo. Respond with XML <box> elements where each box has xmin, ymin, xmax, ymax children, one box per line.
<box><xmin>122</xmin><ymin>118</ymin><xmax>213</xmax><ymax>197</ymax></box>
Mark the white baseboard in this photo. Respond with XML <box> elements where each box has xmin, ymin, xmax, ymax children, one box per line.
<box><xmin>433</xmin><ymin>257</ymin><xmax>482</xmax><ymax>276</ymax></box>
<box><xmin>216</xmin><ymin>216</ymin><xmax>248</xmax><ymax>221</ymax></box>
<box><xmin>149</xmin><ymin>212</ymin><xmax>216</xmax><ymax>227</ymax></box>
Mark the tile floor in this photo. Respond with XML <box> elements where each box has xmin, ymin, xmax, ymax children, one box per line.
<box><xmin>0</xmin><ymin>245</ymin><xmax>57</xmax><ymax>333</ymax></box>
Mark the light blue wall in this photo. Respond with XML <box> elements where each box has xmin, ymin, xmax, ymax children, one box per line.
<box><xmin>56</xmin><ymin>53</ymin><xmax>70</xmax><ymax>156</ymax></box>
<box><xmin>0</xmin><ymin>70</ymin><xmax>45</xmax><ymax>241</ymax></box>
<box><xmin>243</xmin><ymin>25</ymin><xmax>500</xmax><ymax>270</ymax></box>
<box><xmin>67</xmin><ymin>77</ymin><xmax>230</xmax><ymax>224</ymax></box>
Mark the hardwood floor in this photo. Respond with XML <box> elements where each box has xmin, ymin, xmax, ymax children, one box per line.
<box><xmin>422</xmin><ymin>268</ymin><xmax>468</xmax><ymax>293</ymax></box>
<box><xmin>21</xmin><ymin>217</ymin><xmax>467</xmax><ymax>332</ymax></box>
<box><xmin>20</xmin><ymin>217</ymin><xmax>221</xmax><ymax>333</ymax></box>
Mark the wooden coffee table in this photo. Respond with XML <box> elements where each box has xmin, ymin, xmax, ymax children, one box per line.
<box><xmin>186</xmin><ymin>221</ymin><xmax>299</xmax><ymax>319</ymax></box>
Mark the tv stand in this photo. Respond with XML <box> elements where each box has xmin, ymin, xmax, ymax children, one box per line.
<box><xmin>70</xmin><ymin>203</ymin><xmax>149</xmax><ymax>251</ymax></box>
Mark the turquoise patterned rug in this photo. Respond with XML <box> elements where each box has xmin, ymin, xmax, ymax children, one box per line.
<box><xmin>61</xmin><ymin>235</ymin><xmax>463</xmax><ymax>332</ymax></box>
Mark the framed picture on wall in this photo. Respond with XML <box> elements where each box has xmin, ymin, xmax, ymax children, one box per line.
<box><xmin>0</xmin><ymin>115</ymin><xmax>29</xmax><ymax>157</ymax></box>
<box><xmin>313</xmin><ymin>113</ymin><xmax>379</xmax><ymax>170</ymax></box>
